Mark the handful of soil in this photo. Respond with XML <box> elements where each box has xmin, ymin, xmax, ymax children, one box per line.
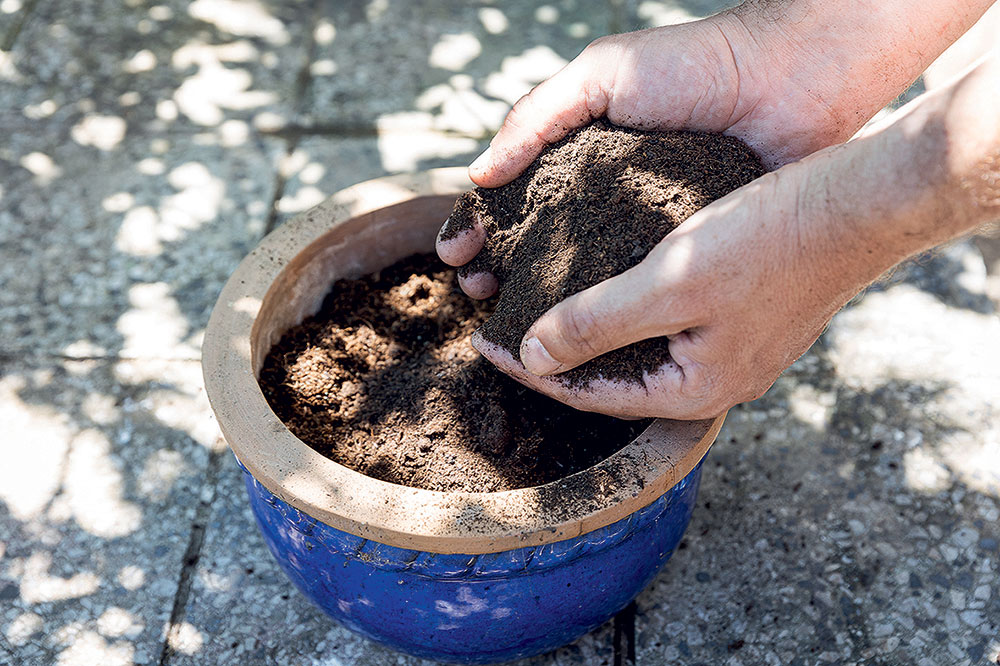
<box><xmin>259</xmin><ymin>254</ymin><xmax>650</xmax><ymax>493</ymax></box>
<box><xmin>443</xmin><ymin>119</ymin><xmax>765</xmax><ymax>385</ymax></box>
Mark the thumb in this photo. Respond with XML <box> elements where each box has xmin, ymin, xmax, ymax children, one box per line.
<box><xmin>519</xmin><ymin>262</ymin><xmax>673</xmax><ymax>376</ymax></box>
<box><xmin>470</xmin><ymin>42</ymin><xmax>615</xmax><ymax>188</ymax></box>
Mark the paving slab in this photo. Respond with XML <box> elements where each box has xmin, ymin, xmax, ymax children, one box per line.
<box><xmin>0</xmin><ymin>131</ymin><xmax>282</xmax><ymax>360</ymax></box>
<box><xmin>0</xmin><ymin>0</ymin><xmax>314</xmax><ymax>135</ymax></box>
<box><xmin>0</xmin><ymin>357</ymin><xmax>220</xmax><ymax>666</ymax></box>
<box><xmin>273</xmin><ymin>133</ymin><xmax>488</xmax><ymax>227</ymax></box>
<box><xmin>0</xmin><ymin>128</ymin><xmax>480</xmax><ymax>361</ymax></box>
<box><xmin>300</xmin><ymin>0</ymin><xmax>616</xmax><ymax>136</ymax></box>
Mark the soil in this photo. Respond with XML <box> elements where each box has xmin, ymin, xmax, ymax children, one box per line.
<box><xmin>442</xmin><ymin>119</ymin><xmax>765</xmax><ymax>385</ymax></box>
<box><xmin>258</xmin><ymin>253</ymin><xmax>651</xmax><ymax>493</ymax></box>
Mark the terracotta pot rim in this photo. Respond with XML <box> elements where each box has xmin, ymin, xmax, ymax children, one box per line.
<box><xmin>202</xmin><ymin>167</ymin><xmax>723</xmax><ymax>554</ymax></box>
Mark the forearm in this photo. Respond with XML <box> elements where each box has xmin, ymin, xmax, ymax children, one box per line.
<box><xmin>717</xmin><ymin>0</ymin><xmax>997</xmax><ymax>164</ymax></box>
<box><xmin>787</xmin><ymin>52</ymin><xmax>1000</xmax><ymax>299</ymax></box>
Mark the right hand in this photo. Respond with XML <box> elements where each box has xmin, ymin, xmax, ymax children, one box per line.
<box><xmin>436</xmin><ymin>11</ymin><xmax>863</xmax><ymax>291</ymax></box>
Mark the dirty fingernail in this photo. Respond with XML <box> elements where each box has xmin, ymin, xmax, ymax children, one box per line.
<box><xmin>470</xmin><ymin>147</ymin><xmax>491</xmax><ymax>174</ymax></box>
<box><xmin>521</xmin><ymin>336</ymin><xmax>562</xmax><ymax>376</ymax></box>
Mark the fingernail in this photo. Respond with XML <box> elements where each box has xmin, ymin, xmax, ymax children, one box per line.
<box><xmin>521</xmin><ymin>336</ymin><xmax>563</xmax><ymax>376</ymax></box>
<box><xmin>470</xmin><ymin>147</ymin><xmax>491</xmax><ymax>174</ymax></box>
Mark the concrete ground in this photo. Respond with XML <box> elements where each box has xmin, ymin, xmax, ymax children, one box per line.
<box><xmin>1</xmin><ymin>1</ymin><xmax>998</xmax><ymax>665</ymax></box>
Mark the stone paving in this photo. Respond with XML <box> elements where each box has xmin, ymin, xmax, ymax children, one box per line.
<box><xmin>1</xmin><ymin>1</ymin><xmax>998</xmax><ymax>665</ymax></box>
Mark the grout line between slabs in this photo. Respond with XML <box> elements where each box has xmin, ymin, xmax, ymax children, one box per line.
<box><xmin>0</xmin><ymin>352</ymin><xmax>202</xmax><ymax>364</ymax></box>
<box><xmin>156</xmin><ymin>448</ymin><xmax>225</xmax><ymax>666</ymax></box>
<box><xmin>263</xmin><ymin>0</ymin><xmax>321</xmax><ymax>237</ymax></box>
<box><xmin>153</xmin><ymin>7</ymin><xmax>324</xmax><ymax>656</ymax></box>
<box><xmin>613</xmin><ymin>602</ymin><xmax>637</xmax><ymax>666</ymax></box>
<box><xmin>263</xmin><ymin>136</ymin><xmax>299</xmax><ymax>237</ymax></box>
<box><xmin>258</xmin><ymin>123</ymin><xmax>493</xmax><ymax>141</ymax></box>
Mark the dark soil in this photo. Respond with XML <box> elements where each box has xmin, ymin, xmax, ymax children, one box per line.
<box><xmin>442</xmin><ymin>119</ymin><xmax>765</xmax><ymax>385</ymax></box>
<box><xmin>258</xmin><ymin>253</ymin><xmax>651</xmax><ymax>493</ymax></box>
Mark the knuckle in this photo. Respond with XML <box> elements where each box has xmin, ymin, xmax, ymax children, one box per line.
<box><xmin>558</xmin><ymin>306</ymin><xmax>610</xmax><ymax>357</ymax></box>
<box><xmin>583</xmin><ymin>34</ymin><xmax>614</xmax><ymax>54</ymax></box>
<box><xmin>504</xmin><ymin>92</ymin><xmax>553</xmax><ymax>147</ymax></box>
<box><xmin>579</xmin><ymin>77</ymin><xmax>607</xmax><ymax>120</ymax></box>
<box><xmin>504</xmin><ymin>94</ymin><xmax>532</xmax><ymax>131</ymax></box>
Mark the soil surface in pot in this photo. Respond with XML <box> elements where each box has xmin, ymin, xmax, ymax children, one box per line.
<box><xmin>443</xmin><ymin>119</ymin><xmax>765</xmax><ymax>385</ymax></box>
<box><xmin>259</xmin><ymin>253</ymin><xmax>651</xmax><ymax>493</ymax></box>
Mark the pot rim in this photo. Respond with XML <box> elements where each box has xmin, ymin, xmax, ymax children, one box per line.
<box><xmin>202</xmin><ymin>167</ymin><xmax>724</xmax><ymax>555</ymax></box>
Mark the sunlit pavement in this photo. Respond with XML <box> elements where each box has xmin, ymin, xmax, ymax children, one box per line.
<box><xmin>1</xmin><ymin>1</ymin><xmax>998</xmax><ymax>665</ymax></box>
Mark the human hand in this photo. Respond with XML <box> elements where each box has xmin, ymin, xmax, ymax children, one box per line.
<box><xmin>437</xmin><ymin>14</ymin><xmax>856</xmax><ymax>410</ymax></box>
<box><xmin>439</xmin><ymin>0</ymin><xmax>995</xmax><ymax>289</ymax></box>
<box><xmin>439</xmin><ymin>3</ymin><xmax>999</xmax><ymax>418</ymax></box>
<box><xmin>466</xmin><ymin>168</ymin><xmax>846</xmax><ymax>420</ymax></box>
<box><xmin>434</xmin><ymin>8</ymin><xmax>870</xmax><ymax>297</ymax></box>
<box><xmin>457</xmin><ymin>50</ymin><xmax>1000</xmax><ymax>418</ymax></box>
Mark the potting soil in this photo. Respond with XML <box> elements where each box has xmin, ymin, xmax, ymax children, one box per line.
<box><xmin>442</xmin><ymin>119</ymin><xmax>766</xmax><ymax>385</ymax></box>
<box><xmin>258</xmin><ymin>253</ymin><xmax>651</xmax><ymax>493</ymax></box>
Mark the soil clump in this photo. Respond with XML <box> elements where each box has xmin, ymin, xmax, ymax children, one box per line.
<box><xmin>443</xmin><ymin>119</ymin><xmax>765</xmax><ymax>385</ymax></box>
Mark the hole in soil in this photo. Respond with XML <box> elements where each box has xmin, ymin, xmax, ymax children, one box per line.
<box><xmin>412</xmin><ymin>284</ymin><xmax>431</xmax><ymax>301</ymax></box>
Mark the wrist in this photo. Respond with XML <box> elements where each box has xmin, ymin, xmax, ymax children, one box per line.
<box><xmin>780</xmin><ymin>55</ymin><xmax>1000</xmax><ymax>300</ymax></box>
<box><xmin>867</xmin><ymin>53</ymin><xmax>1000</xmax><ymax>254</ymax></box>
<box><xmin>709</xmin><ymin>8</ymin><xmax>864</xmax><ymax>167</ymax></box>
<box><xmin>717</xmin><ymin>0</ymin><xmax>997</xmax><ymax>167</ymax></box>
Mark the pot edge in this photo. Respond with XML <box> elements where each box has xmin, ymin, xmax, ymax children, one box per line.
<box><xmin>201</xmin><ymin>167</ymin><xmax>725</xmax><ymax>554</ymax></box>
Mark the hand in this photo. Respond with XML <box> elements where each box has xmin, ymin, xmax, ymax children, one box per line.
<box><xmin>439</xmin><ymin>5</ymin><xmax>999</xmax><ymax>419</ymax></box>
<box><xmin>468</xmin><ymin>169</ymin><xmax>847</xmax><ymax>420</ymax></box>
<box><xmin>440</xmin><ymin>0</ymin><xmax>994</xmax><ymax>280</ymax></box>
<box><xmin>436</xmin><ymin>10</ymin><xmax>873</xmax><ymax>295</ymax></box>
<box><xmin>437</xmin><ymin>13</ymin><xmax>857</xmax><ymax>414</ymax></box>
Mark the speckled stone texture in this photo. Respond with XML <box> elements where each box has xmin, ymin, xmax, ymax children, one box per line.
<box><xmin>1</xmin><ymin>0</ymin><xmax>999</xmax><ymax>665</ymax></box>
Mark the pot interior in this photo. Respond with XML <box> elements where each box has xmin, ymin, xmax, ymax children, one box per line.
<box><xmin>250</xmin><ymin>195</ymin><xmax>458</xmax><ymax>377</ymax></box>
<box><xmin>202</xmin><ymin>169</ymin><xmax>722</xmax><ymax>553</ymax></box>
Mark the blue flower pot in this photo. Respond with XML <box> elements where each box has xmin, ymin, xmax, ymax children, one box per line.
<box><xmin>240</xmin><ymin>458</ymin><xmax>705</xmax><ymax>664</ymax></box>
<box><xmin>203</xmin><ymin>170</ymin><xmax>724</xmax><ymax>665</ymax></box>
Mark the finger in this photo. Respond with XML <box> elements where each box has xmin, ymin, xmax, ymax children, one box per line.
<box><xmin>457</xmin><ymin>271</ymin><xmax>498</xmax><ymax>300</ymax></box>
<box><xmin>474</xmin><ymin>332</ymin><xmax>707</xmax><ymax>419</ymax></box>
<box><xmin>437</xmin><ymin>195</ymin><xmax>486</xmax><ymax>267</ymax></box>
<box><xmin>470</xmin><ymin>43</ymin><xmax>615</xmax><ymax>188</ymax></box>
<box><xmin>518</xmin><ymin>260</ymin><xmax>686</xmax><ymax>377</ymax></box>
<box><xmin>436</xmin><ymin>221</ymin><xmax>485</xmax><ymax>267</ymax></box>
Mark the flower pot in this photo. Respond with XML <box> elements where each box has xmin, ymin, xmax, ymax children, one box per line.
<box><xmin>202</xmin><ymin>168</ymin><xmax>725</xmax><ymax>664</ymax></box>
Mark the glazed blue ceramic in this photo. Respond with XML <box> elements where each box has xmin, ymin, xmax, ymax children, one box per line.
<box><xmin>240</xmin><ymin>459</ymin><xmax>703</xmax><ymax>664</ymax></box>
